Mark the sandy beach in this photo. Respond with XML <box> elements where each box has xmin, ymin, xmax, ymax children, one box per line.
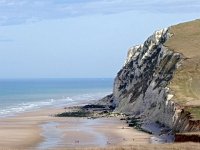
<box><xmin>0</xmin><ymin>105</ymin><xmax>151</xmax><ymax>150</ymax></box>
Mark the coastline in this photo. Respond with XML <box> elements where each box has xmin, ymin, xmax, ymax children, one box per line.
<box><xmin>0</xmin><ymin>103</ymin><xmax>151</xmax><ymax>150</ymax></box>
<box><xmin>1</xmin><ymin>101</ymin><xmax>200</xmax><ymax>150</ymax></box>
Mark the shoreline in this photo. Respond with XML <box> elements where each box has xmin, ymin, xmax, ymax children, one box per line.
<box><xmin>0</xmin><ymin>103</ymin><xmax>151</xmax><ymax>150</ymax></box>
<box><xmin>1</xmin><ymin>102</ymin><xmax>200</xmax><ymax>150</ymax></box>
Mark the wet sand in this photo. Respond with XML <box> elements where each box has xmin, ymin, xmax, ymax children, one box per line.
<box><xmin>0</xmin><ymin>106</ymin><xmax>151</xmax><ymax>150</ymax></box>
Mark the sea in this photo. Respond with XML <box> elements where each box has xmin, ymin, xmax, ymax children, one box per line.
<box><xmin>0</xmin><ymin>78</ymin><xmax>113</xmax><ymax>117</ymax></box>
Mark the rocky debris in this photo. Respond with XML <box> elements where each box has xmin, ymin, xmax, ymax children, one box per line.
<box><xmin>55</xmin><ymin>104</ymin><xmax>124</xmax><ymax>118</ymax></box>
<box><xmin>96</xmin><ymin>94</ymin><xmax>116</xmax><ymax>109</ymax></box>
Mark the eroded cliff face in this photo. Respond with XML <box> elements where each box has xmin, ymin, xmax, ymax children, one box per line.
<box><xmin>105</xmin><ymin>20</ymin><xmax>200</xmax><ymax>133</ymax></box>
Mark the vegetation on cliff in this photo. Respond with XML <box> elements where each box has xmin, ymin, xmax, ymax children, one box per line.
<box><xmin>165</xmin><ymin>20</ymin><xmax>200</xmax><ymax>119</ymax></box>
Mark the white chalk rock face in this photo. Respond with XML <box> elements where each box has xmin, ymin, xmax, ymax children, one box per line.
<box><xmin>100</xmin><ymin>25</ymin><xmax>200</xmax><ymax>133</ymax></box>
<box><xmin>108</xmin><ymin>28</ymin><xmax>196</xmax><ymax>132</ymax></box>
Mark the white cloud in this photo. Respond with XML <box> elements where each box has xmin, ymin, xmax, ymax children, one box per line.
<box><xmin>0</xmin><ymin>0</ymin><xmax>200</xmax><ymax>26</ymax></box>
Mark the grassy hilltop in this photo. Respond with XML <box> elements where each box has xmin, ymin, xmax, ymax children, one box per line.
<box><xmin>165</xmin><ymin>19</ymin><xmax>200</xmax><ymax>119</ymax></box>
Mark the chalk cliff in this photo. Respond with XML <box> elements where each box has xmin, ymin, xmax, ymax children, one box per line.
<box><xmin>102</xmin><ymin>19</ymin><xmax>200</xmax><ymax>133</ymax></box>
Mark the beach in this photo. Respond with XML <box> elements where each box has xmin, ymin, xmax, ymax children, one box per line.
<box><xmin>0</xmin><ymin>105</ymin><xmax>151</xmax><ymax>150</ymax></box>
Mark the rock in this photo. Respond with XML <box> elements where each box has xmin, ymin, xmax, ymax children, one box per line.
<box><xmin>100</xmin><ymin>19</ymin><xmax>200</xmax><ymax>133</ymax></box>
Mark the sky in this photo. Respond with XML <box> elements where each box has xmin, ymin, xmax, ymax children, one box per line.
<box><xmin>0</xmin><ymin>0</ymin><xmax>200</xmax><ymax>78</ymax></box>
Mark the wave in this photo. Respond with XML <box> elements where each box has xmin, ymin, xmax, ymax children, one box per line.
<box><xmin>0</xmin><ymin>91</ymin><xmax>111</xmax><ymax>117</ymax></box>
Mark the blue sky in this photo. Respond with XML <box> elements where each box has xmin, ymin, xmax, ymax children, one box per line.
<box><xmin>0</xmin><ymin>0</ymin><xmax>200</xmax><ymax>78</ymax></box>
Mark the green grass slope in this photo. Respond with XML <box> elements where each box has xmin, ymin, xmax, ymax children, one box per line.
<box><xmin>164</xmin><ymin>19</ymin><xmax>200</xmax><ymax>119</ymax></box>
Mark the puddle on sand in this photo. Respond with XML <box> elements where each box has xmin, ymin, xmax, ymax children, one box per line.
<box><xmin>37</xmin><ymin>122</ymin><xmax>63</xmax><ymax>149</ymax></box>
<box><xmin>37</xmin><ymin>119</ymin><xmax>108</xmax><ymax>149</ymax></box>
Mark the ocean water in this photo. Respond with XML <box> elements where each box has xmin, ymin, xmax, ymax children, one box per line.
<box><xmin>0</xmin><ymin>78</ymin><xmax>113</xmax><ymax>117</ymax></box>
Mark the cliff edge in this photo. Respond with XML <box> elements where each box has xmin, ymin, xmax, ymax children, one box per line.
<box><xmin>102</xmin><ymin>19</ymin><xmax>200</xmax><ymax>134</ymax></box>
